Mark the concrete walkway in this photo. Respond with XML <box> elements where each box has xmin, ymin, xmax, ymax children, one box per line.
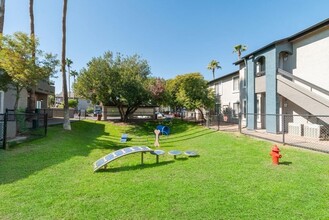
<box><xmin>209</xmin><ymin>123</ymin><xmax>329</xmax><ymax>154</ymax></box>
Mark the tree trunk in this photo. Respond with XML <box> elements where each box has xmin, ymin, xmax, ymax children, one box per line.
<box><xmin>212</xmin><ymin>69</ymin><xmax>215</xmax><ymax>79</ymax></box>
<box><xmin>62</xmin><ymin>0</ymin><xmax>71</xmax><ymax>130</ymax></box>
<box><xmin>29</xmin><ymin>0</ymin><xmax>36</xmax><ymax>112</ymax></box>
<box><xmin>197</xmin><ymin>107</ymin><xmax>204</xmax><ymax>120</ymax></box>
<box><xmin>0</xmin><ymin>0</ymin><xmax>5</xmax><ymax>34</ymax></box>
<box><xmin>13</xmin><ymin>85</ymin><xmax>23</xmax><ymax>111</ymax></box>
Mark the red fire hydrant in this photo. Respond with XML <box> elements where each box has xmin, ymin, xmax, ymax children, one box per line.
<box><xmin>270</xmin><ymin>145</ymin><xmax>282</xmax><ymax>165</ymax></box>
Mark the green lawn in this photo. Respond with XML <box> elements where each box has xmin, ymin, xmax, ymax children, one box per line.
<box><xmin>0</xmin><ymin>119</ymin><xmax>328</xmax><ymax>219</ymax></box>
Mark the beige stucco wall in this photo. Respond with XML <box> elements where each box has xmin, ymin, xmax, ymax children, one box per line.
<box><xmin>4</xmin><ymin>88</ymin><xmax>28</xmax><ymax>111</ymax></box>
<box><xmin>290</xmin><ymin>27</ymin><xmax>329</xmax><ymax>91</ymax></box>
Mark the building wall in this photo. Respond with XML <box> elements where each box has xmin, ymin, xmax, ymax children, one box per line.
<box><xmin>4</xmin><ymin>88</ymin><xmax>28</xmax><ymax>111</ymax></box>
<box><xmin>291</xmin><ymin>27</ymin><xmax>329</xmax><ymax>91</ymax></box>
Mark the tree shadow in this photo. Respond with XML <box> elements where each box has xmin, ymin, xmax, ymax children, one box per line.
<box><xmin>0</xmin><ymin>121</ymin><xmax>111</xmax><ymax>185</ymax></box>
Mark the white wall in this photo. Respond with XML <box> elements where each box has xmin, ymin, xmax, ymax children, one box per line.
<box><xmin>220</xmin><ymin>75</ymin><xmax>240</xmax><ymax>110</ymax></box>
<box><xmin>291</xmin><ymin>27</ymin><xmax>329</xmax><ymax>91</ymax></box>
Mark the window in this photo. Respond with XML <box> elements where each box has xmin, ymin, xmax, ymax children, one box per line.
<box><xmin>243</xmin><ymin>99</ymin><xmax>247</xmax><ymax>119</ymax></box>
<box><xmin>215</xmin><ymin>82</ymin><xmax>222</xmax><ymax>95</ymax></box>
<box><xmin>233</xmin><ymin>102</ymin><xmax>239</xmax><ymax>118</ymax></box>
<box><xmin>255</xmin><ymin>57</ymin><xmax>265</xmax><ymax>77</ymax></box>
<box><xmin>232</xmin><ymin>76</ymin><xmax>239</xmax><ymax>92</ymax></box>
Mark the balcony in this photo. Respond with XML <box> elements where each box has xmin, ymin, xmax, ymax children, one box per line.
<box><xmin>36</xmin><ymin>79</ymin><xmax>55</xmax><ymax>95</ymax></box>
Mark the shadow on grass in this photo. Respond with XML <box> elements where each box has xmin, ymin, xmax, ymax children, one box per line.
<box><xmin>95</xmin><ymin>160</ymin><xmax>175</xmax><ymax>173</ymax></box>
<box><xmin>0</xmin><ymin>121</ymin><xmax>112</xmax><ymax>185</ymax></box>
<box><xmin>279</xmin><ymin>161</ymin><xmax>292</xmax><ymax>165</ymax></box>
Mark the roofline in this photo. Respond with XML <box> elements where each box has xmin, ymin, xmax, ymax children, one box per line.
<box><xmin>207</xmin><ymin>70</ymin><xmax>239</xmax><ymax>84</ymax></box>
<box><xmin>233</xmin><ymin>17</ymin><xmax>329</xmax><ymax>65</ymax></box>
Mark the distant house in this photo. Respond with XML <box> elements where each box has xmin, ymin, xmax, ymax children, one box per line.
<box><xmin>234</xmin><ymin>18</ymin><xmax>329</xmax><ymax>134</ymax></box>
<box><xmin>208</xmin><ymin>70</ymin><xmax>240</xmax><ymax>123</ymax></box>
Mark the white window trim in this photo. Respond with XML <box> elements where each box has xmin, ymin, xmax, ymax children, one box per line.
<box><xmin>232</xmin><ymin>76</ymin><xmax>239</xmax><ymax>93</ymax></box>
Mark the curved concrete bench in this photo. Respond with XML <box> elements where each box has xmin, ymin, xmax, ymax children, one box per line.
<box><xmin>94</xmin><ymin>146</ymin><xmax>154</xmax><ymax>172</ymax></box>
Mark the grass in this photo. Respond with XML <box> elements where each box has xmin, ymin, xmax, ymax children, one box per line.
<box><xmin>0</xmin><ymin>119</ymin><xmax>328</xmax><ymax>219</ymax></box>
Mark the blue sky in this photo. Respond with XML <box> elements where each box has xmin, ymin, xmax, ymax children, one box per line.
<box><xmin>4</xmin><ymin>0</ymin><xmax>329</xmax><ymax>94</ymax></box>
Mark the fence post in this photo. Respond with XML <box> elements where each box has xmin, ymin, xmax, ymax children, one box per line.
<box><xmin>238</xmin><ymin>113</ymin><xmax>242</xmax><ymax>133</ymax></box>
<box><xmin>44</xmin><ymin>113</ymin><xmax>48</xmax><ymax>136</ymax></box>
<box><xmin>282</xmin><ymin>114</ymin><xmax>285</xmax><ymax>145</ymax></box>
<box><xmin>3</xmin><ymin>112</ymin><xmax>7</xmax><ymax>149</ymax></box>
<box><xmin>217</xmin><ymin>114</ymin><xmax>220</xmax><ymax>131</ymax></box>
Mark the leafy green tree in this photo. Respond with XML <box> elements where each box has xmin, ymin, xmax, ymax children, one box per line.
<box><xmin>0</xmin><ymin>32</ymin><xmax>58</xmax><ymax>110</ymax></box>
<box><xmin>169</xmin><ymin>73</ymin><xmax>215</xmax><ymax>120</ymax></box>
<box><xmin>0</xmin><ymin>0</ymin><xmax>5</xmax><ymax>34</ymax></box>
<box><xmin>207</xmin><ymin>60</ymin><xmax>221</xmax><ymax>79</ymax></box>
<box><xmin>74</xmin><ymin>51</ymin><xmax>153</xmax><ymax>122</ymax></box>
<box><xmin>233</xmin><ymin>44</ymin><xmax>247</xmax><ymax>59</ymax></box>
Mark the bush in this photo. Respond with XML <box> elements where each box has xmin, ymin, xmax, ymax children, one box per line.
<box><xmin>68</xmin><ymin>99</ymin><xmax>78</xmax><ymax>108</ymax></box>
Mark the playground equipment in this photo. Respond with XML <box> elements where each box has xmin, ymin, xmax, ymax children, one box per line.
<box><xmin>154</xmin><ymin>129</ymin><xmax>160</xmax><ymax>147</ymax></box>
<box><xmin>168</xmin><ymin>150</ymin><xmax>182</xmax><ymax>159</ymax></box>
<box><xmin>270</xmin><ymin>145</ymin><xmax>282</xmax><ymax>165</ymax></box>
<box><xmin>156</xmin><ymin>125</ymin><xmax>170</xmax><ymax>135</ymax></box>
<box><xmin>120</xmin><ymin>134</ymin><xmax>128</xmax><ymax>143</ymax></box>
<box><xmin>150</xmin><ymin>150</ymin><xmax>165</xmax><ymax>163</ymax></box>
<box><xmin>93</xmin><ymin>146</ymin><xmax>153</xmax><ymax>172</ymax></box>
<box><xmin>184</xmin><ymin>151</ymin><xmax>198</xmax><ymax>157</ymax></box>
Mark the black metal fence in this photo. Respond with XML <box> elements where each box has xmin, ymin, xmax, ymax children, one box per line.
<box><xmin>0</xmin><ymin>109</ymin><xmax>48</xmax><ymax>149</ymax></box>
<box><xmin>203</xmin><ymin>113</ymin><xmax>329</xmax><ymax>153</ymax></box>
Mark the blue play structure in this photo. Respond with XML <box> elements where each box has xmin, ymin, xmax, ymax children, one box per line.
<box><xmin>156</xmin><ymin>125</ymin><xmax>170</xmax><ymax>135</ymax></box>
<box><xmin>120</xmin><ymin>134</ymin><xmax>128</xmax><ymax>143</ymax></box>
<box><xmin>93</xmin><ymin>146</ymin><xmax>154</xmax><ymax>172</ymax></box>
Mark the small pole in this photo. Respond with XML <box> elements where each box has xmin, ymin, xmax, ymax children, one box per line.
<box><xmin>3</xmin><ymin>112</ymin><xmax>8</xmax><ymax>149</ymax></box>
<box><xmin>141</xmin><ymin>152</ymin><xmax>144</xmax><ymax>164</ymax></box>
<box><xmin>282</xmin><ymin>114</ymin><xmax>285</xmax><ymax>145</ymax></box>
<box><xmin>44</xmin><ymin>113</ymin><xmax>48</xmax><ymax>136</ymax></box>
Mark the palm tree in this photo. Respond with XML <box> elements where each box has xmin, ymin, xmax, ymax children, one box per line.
<box><xmin>0</xmin><ymin>0</ymin><xmax>5</xmax><ymax>34</ymax></box>
<box><xmin>70</xmin><ymin>70</ymin><xmax>78</xmax><ymax>99</ymax></box>
<box><xmin>29</xmin><ymin>0</ymin><xmax>36</xmax><ymax>111</ymax></box>
<box><xmin>207</xmin><ymin>60</ymin><xmax>221</xmax><ymax>79</ymax></box>
<box><xmin>66</xmin><ymin>58</ymin><xmax>72</xmax><ymax>98</ymax></box>
<box><xmin>233</xmin><ymin>44</ymin><xmax>247</xmax><ymax>60</ymax></box>
<box><xmin>61</xmin><ymin>0</ymin><xmax>71</xmax><ymax>130</ymax></box>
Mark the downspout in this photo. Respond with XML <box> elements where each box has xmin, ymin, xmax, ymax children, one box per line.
<box><xmin>243</xmin><ymin>58</ymin><xmax>248</xmax><ymax>128</ymax></box>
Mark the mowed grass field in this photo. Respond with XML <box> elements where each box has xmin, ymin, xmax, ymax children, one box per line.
<box><xmin>0</xmin><ymin>119</ymin><xmax>328</xmax><ymax>219</ymax></box>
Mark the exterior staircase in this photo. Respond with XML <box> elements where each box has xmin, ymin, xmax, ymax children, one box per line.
<box><xmin>277</xmin><ymin>68</ymin><xmax>329</xmax><ymax>124</ymax></box>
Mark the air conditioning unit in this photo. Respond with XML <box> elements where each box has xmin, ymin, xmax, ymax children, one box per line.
<box><xmin>288</xmin><ymin>123</ymin><xmax>303</xmax><ymax>136</ymax></box>
<box><xmin>304</xmin><ymin>124</ymin><xmax>323</xmax><ymax>139</ymax></box>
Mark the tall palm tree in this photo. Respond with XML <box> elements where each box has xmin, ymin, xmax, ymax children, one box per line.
<box><xmin>0</xmin><ymin>0</ymin><xmax>5</xmax><ymax>34</ymax></box>
<box><xmin>62</xmin><ymin>0</ymin><xmax>71</xmax><ymax>130</ymax></box>
<box><xmin>66</xmin><ymin>58</ymin><xmax>72</xmax><ymax>98</ymax></box>
<box><xmin>70</xmin><ymin>70</ymin><xmax>78</xmax><ymax>99</ymax></box>
<box><xmin>29</xmin><ymin>0</ymin><xmax>36</xmax><ymax>111</ymax></box>
<box><xmin>207</xmin><ymin>60</ymin><xmax>221</xmax><ymax>79</ymax></box>
<box><xmin>233</xmin><ymin>44</ymin><xmax>247</xmax><ymax>60</ymax></box>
